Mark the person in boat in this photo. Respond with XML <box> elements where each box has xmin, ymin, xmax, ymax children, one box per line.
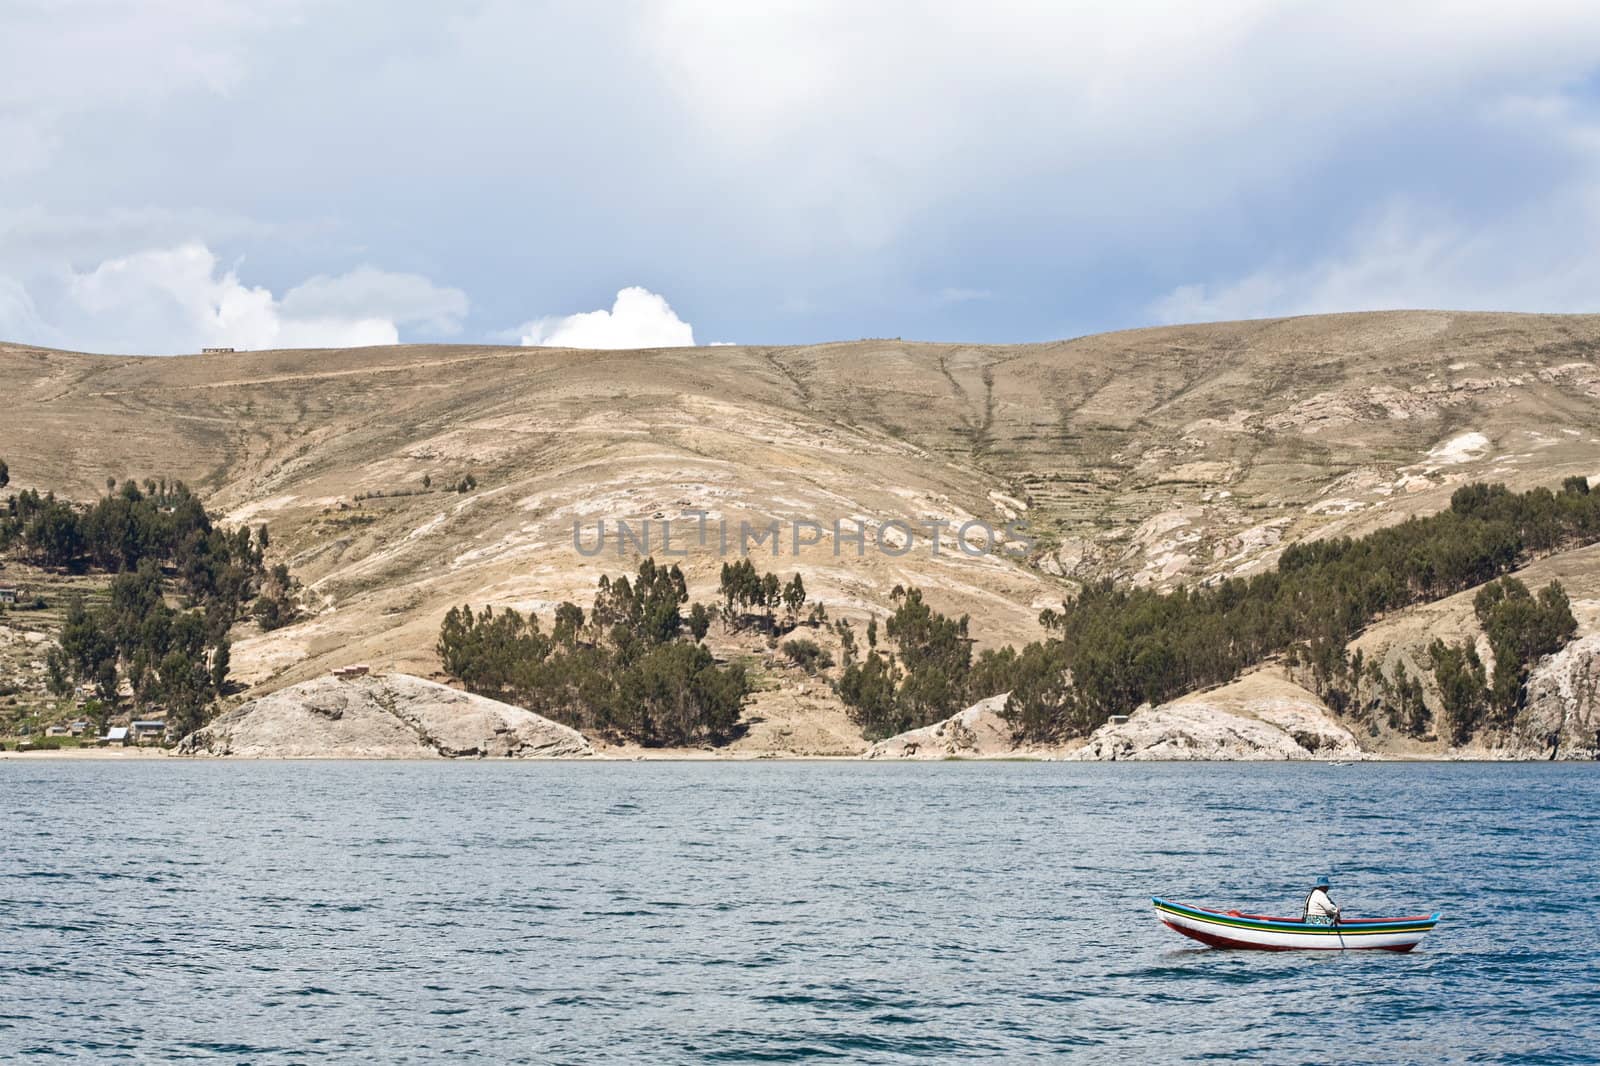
<box><xmin>1303</xmin><ymin>876</ymin><xmax>1340</xmax><ymax>926</ymax></box>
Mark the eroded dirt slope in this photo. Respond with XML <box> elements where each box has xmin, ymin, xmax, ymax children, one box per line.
<box><xmin>5</xmin><ymin>310</ymin><xmax>1600</xmax><ymax>702</ymax></box>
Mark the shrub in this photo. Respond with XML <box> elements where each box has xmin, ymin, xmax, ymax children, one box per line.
<box><xmin>781</xmin><ymin>637</ymin><xmax>833</xmax><ymax>674</ymax></box>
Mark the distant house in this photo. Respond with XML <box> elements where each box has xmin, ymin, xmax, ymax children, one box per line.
<box><xmin>201</xmin><ymin>347</ymin><xmax>235</xmax><ymax>354</ymax></box>
<box><xmin>333</xmin><ymin>664</ymin><xmax>371</xmax><ymax>680</ymax></box>
<box><xmin>1107</xmin><ymin>714</ymin><xmax>1131</xmax><ymax>726</ymax></box>
<box><xmin>0</xmin><ymin>585</ymin><xmax>18</xmax><ymax>605</ymax></box>
<box><xmin>100</xmin><ymin>726</ymin><xmax>129</xmax><ymax>746</ymax></box>
<box><xmin>45</xmin><ymin>724</ymin><xmax>71</xmax><ymax>737</ymax></box>
<box><xmin>68</xmin><ymin>719</ymin><xmax>91</xmax><ymax>737</ymax></box>
<box><xmin>129</xmin><ymin>720</ymin><xmax>167</xmax><ymax>744</ymax></box>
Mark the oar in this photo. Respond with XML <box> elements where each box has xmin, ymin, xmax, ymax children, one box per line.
<box><xmin>1333</xmin><ymin>913</ymin><xmax>1347</xmax><ymax>951</ymax></box>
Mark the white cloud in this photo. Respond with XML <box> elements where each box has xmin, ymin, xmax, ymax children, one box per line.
<box><xmin>0</xmin><ymin>243</ymin><xmax>466</xmax><ymax>354</ymax></box>
<box><xmin>281</xmin><ymin>266</ymin><xmax>469</xmax><ymax>335</ymax></box>
<box><xmin>517</xmin><ymin>287</ymin><xmax>696</xmax><ymax>349</ymax></box>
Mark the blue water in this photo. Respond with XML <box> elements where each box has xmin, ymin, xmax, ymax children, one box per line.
<box><xmin>2</xmin><ymin>762</ymin><xmax>1595</xmax><ymax>1063</ymax></box>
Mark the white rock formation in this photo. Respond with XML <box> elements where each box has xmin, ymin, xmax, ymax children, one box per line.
<box><xmin>178</xmin><ymin>672</ymin><xmax>594</xmax><ymax>758</ymax></box>
<box><xmin>1066</xmin><ymin>671</ymin><xmax>1365</xmax><ymax>761</ymax></box>
<box><xmin>863</xmin><ymin>693</ymin><xmax>1015</xmax><ymax>759</ymax></box>
<box><xmin>1515</xmin><ymin>635</ymin><xmax>1600</xmax><ymax>758</ymax></box>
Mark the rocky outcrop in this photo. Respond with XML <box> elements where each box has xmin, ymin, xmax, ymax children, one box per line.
<box><xmin>1066</xmin><ymin>670</ymin><xmax>1365</xmax><ymax>761</ymax></box>
<box><xmin>863</xmin><ymin>693</ymin><xmax>1016</xmax><ymax>759</ymax></box>
<box><xmin>177</xmin><ymin>672</ymin><xmax>594</xmax><ymax>758</ymax></box>
<box><xmin>1513</xmin><ymin>635</ymin><xmax>1600</xmax><ymax>759</ymax></box>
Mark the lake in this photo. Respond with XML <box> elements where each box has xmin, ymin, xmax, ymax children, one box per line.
<box><xmin>2</xmin><ymin>761</ymin><xmax>1595</xmax><ymax>1063</ymax></box>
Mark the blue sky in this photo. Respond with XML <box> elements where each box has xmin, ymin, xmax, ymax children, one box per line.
<box><xmin>5</xmin><ymin>1</ymin><xmax>1600</xmax><ymax>353</ymax></box>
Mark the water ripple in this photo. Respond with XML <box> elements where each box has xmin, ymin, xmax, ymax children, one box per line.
<box><xmin>0</xmin><ymin>761</ymin><xmax>1594</xmax><ymax>1062</ymax></box>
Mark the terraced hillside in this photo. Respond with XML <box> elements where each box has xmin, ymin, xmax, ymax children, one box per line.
<box><xmin>3</xmin><ymin>310</ymin><xmax>1599</xmax><ymax>716</ymax></box>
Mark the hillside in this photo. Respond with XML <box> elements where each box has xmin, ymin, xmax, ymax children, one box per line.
<box><xmin>4</xmin><ymin>310</ymin><xmax>1600</xmax><ymax>753</ymax></box>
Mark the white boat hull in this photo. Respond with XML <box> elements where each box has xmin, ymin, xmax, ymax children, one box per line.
<box><xmin>1153</xmin><ymin>897</ymin><xmax>1440</xmax><ymax>952</ymax></box>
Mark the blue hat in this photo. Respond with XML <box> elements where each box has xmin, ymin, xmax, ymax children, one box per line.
<box><xmin>1313</xmin><ymin>876</ymin><xmax>1331</xmax><ymax>889</ymax></box>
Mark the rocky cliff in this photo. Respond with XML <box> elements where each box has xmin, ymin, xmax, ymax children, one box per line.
<box><xmin>1515</xmin><ymin>634</ymin><xmax>1600</xmax><ymax>758</ymax></box>
<box><xmin>177</xmin><ymin>673</ymin><xmax>594</xmax><ymax>758</ymax></box>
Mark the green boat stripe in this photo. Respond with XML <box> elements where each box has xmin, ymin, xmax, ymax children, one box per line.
<box><xmin>1153</xmin><ymin>899</ymin><xmax>1436</xmax><ymax>935</ymax></box>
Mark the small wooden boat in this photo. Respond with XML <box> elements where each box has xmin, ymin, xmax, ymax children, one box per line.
<box><xmin>1152</xmin><ymin>897</ymin><xmax>1440</xmax><ymax>951</ymax></box>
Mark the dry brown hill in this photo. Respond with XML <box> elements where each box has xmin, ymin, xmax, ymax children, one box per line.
<box><xmin>4</xmin><ymin>310</ymin><xmax>1600</xmax><ymax>720</ymax></box>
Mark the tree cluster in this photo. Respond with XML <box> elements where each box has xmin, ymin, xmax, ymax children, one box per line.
<box><xmin>438</xmin><ymin>559</ymin><xmax>751</xmax><ymax>746</ymax></box>
<box><xmin>836</xmin><ymin>478</ymin><xmax>1596</xmax><ymax>745</ymax></box>
<box><xmin>50</xmin><ymin>561</ymin><xmax>232</xmax><ymax>737</ymax></box>
<box><xmin>717</xmin><ymin>559</ymin><xmax>809</xmax><ymax>632</ymax></box>
<box><xmin>2</xmin><ymin>470</ymin><xmax>299</xmax><ymax>738</ymax></box>
<box><xmin>7</xmin><ymin>479</ymin><xmax>290</xmax><ymax>633</ymax></box>
<box><xmin>1430</xmin><ymin>640</ymin><xmax>1488</xmax><ymax>744</ymax></box>
<box><xmin>3</xmin><ymin>479</ymin><xmax>280</xmax><ymax>620</ymax></box>
<box><xmin>836</xmin><ymin>586</ymin><xmax>975</xmax><ymax>739</ymax></box>
<box><xmin>1473</xmin><ymin>577</ymin><xmax>1576</xmax><ymax>722</ymax></box>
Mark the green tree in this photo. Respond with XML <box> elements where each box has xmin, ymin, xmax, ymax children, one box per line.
<box><xmin>1431</xmin><ymin>639</ymin><xmax>1487</xmax><ymax>745</ymax></box>
<box><xmin>553</xmin><ymin>602</ymin><xmax>585</xmax><ymax>647</ymax></box>
<box><xmin>25</xmin><ymin>499</ymin><xmax>85</xmax><ymax>567</ymax></box>
<box><xmin>45</xmin><ymin>647</ymin><xmax>70</xmax><ymax>697</ymax></box>
<box><xmin>253</xmin><ymin>564</ymin><xmax>298</xmax><ymax>630</ymax></box>
<box><xmin>60</xmin><ymin>594</ymin><xmax>117</xmax><ymax>697</ymax></box>
<box><xmin>210</xmin><ymin>638</ymin><xmax>231</xmax><ymax>693</ymax></box>
<box><xmin>1474</xmin><ymin>577</ymin><xmax>1578</xmax><ymax>722</ymax></box>
<box><xmin>782</xmin><ymin>573</ymin><xmax>807</xmax><ymax>619</ymax></box>
<box><xmin>835</xmin><ymin>619</ymin><xmax>857</xmax><ymax>668</ymax></box>
<box><xmin>159</xmin><ymin>650</ymin><xmax>214</xmax><ymax>739</ymax></box>
<box><xmin>687</xmin><ymin>601</ymin><xmax>712</xmax><ymax>642</ymax></box>
<box><xmin>837</xmin><ymin>651</ymin><xmax>901</xmax><ymax>739</ymax></box>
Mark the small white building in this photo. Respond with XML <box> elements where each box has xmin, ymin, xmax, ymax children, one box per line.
<box><xmin>100</xmin><ymin>726</ymin><xmax>129</xmax><ymax>746</ymax></box>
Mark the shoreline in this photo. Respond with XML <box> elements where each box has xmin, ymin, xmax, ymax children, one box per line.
<box><xmin>2</xmin><ymin>748</ymin><xmax>1589</xmax><ymax>763</ymax></box>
